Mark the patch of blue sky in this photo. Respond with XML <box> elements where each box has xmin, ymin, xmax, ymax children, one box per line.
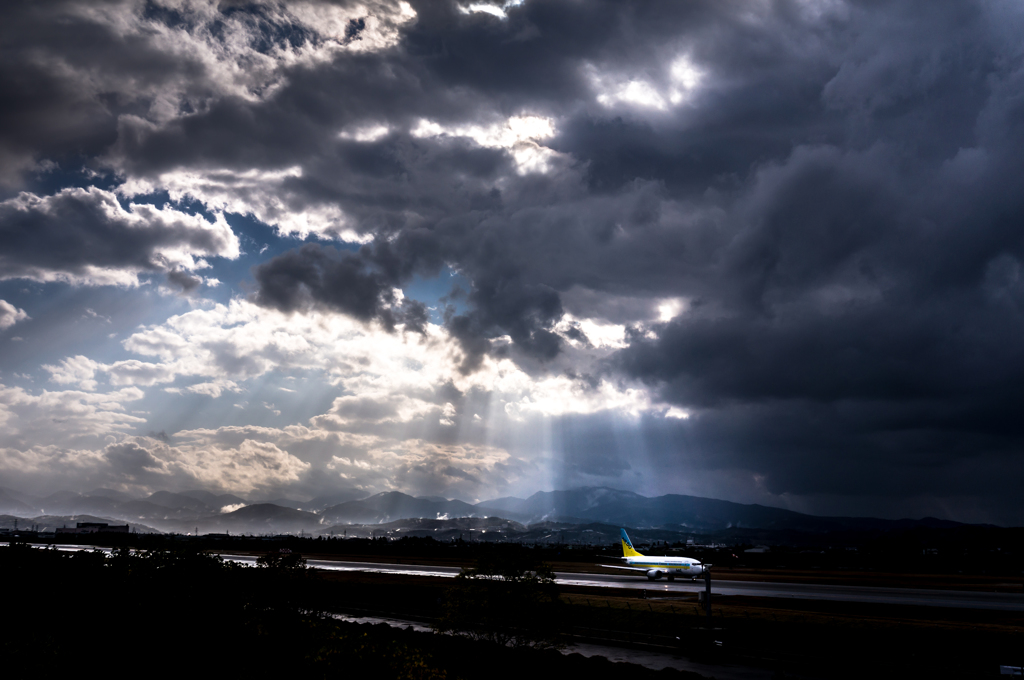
<box><xmin>13</xmin><ymin>159</ymin><xmax>121</xmax><ymax>201</ymax></box>
<box><xmin>0</xmin><ymin>279</ymin><xmax>191</xmax><ymax>385</ymax></box>
<box><xmin>404</xmin><ymin>267</ymin><xmax>470</xmax><ymax>324</ymax></box>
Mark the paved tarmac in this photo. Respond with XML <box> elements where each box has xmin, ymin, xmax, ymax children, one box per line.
<box><xmin>231</xmin><ymin>555</ymin><xmax>1024</xmax><ymax>611</ymax></box>
<box><xmin>12</xmin><ymin>544</ymin><xmax>1024</xmax><ymax>611</ymax></box>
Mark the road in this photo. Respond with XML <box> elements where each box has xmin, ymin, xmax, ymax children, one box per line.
<box><xmin>11</xmin><ymin>544</ymin><xmax>1024</xmax><ymax>611</ymax></box>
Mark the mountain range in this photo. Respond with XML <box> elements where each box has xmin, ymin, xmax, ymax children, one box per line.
<box><xmin>0</xmin><ymin>485</ymin><xmax>974</xmax><ymax>538</ymax></box>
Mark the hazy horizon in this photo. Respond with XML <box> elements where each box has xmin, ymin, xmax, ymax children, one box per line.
<box><xmin>1</xmin><ymin>484</ymin><xmax>1006</xmax><ymax>528</ymax></box>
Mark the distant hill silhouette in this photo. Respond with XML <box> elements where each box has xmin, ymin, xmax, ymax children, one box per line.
<box><xmin>475</xmin><ymin>487</ymin><xmax>965</xmax><ymax>533</ymax></box>
<box><xmin>306</xmin><ymin>488</ymin><xmax>369</xmax><ymax>511</ymax></box>
<box><xmin>0</xmin><ymin>488</ymin><xmax>35</xmax><ymax>515</ymax></box>
<box><xmin>321</xmin><ymin>492</ymin><xmax>480</xmax><ymax>525</ymax></box>
<box><xmin>179</xmin><ymin>503</ymin><xmax>323</xmax><ymax>534</ymax></box>
<box><xmin>0</xmin><ymin>485</ymin><xmax>978</xmax><ymax>537</ymax></box>
<box><xmin>177</xmin><ymin>490</ymin><xmax>248</xmax><ymax>509</ymax></box>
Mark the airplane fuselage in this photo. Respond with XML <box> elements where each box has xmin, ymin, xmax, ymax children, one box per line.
<box><xmin>606</xmin><ymin>529</ymin><xmax>706</xmax><ymax>581</ymax></box>
<box><xmin>622</xmin><ymin>555</ymin><xmax>704</xmax><ymax>580</ymax></box>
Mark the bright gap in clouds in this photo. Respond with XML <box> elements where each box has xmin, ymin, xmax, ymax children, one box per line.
<box><xmin>588</xmin><ymin>55</ymin><xmax>704</xmax><ymax>110</ymax></box>
<box><xmin>411</xmin><ymin>115</ymin><xmax>561</xmax><ymax>174</ymax></box>
<box><xmin>462</xmin><ymin>4</ymin><xmax>506</xmax><ymax>18</ymax></box>
<box><xmin>338</xmin><ymin>124</ymin><xmax>391</xmax><ymax>142</ymax></box>
<box><xmin>459</xmin><ymin>1</ymin><xmax>524</xmax><ymax>19</ymax></box>
<box><xmin>403</xmin><ymin>266</ymin><xmax>471</xmax><ymax>324</ymax></box>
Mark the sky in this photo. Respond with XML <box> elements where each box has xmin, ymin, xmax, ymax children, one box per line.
<box><xmin>2</xmin><ymin>0</ymin><xmax>1023</xmax><ymax>525</ymax></box>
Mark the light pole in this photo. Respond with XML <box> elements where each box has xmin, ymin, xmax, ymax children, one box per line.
<box><xmin>704</xmin><ymin>567</ymin><xmax>712</xmax><ymax>628</ymax></box>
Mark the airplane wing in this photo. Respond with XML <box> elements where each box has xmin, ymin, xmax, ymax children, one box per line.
<box><xmin>598</xmin><ymin>564</ymin><xmax>650</xmax><ymax>572</ymax></box>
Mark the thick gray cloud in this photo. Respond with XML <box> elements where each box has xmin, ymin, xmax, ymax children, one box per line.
<box><xmin>251</xmin><ymin>243</ymin><xmax>428</xmax><ymax>333</ymax></box>
<box><xmin>0</xmin><ymin>187</ymin><xmax>238</xmax><ymax>284</ymax></box>
<box><xmin>5</xmin><ymin>0</ymin><xmax>1024</xmax><ymax>522</ymax></box>
<box><xmin>165</xmin><ymin>269</ymin><xmax>202</xmax><ymax>293</ymax></box>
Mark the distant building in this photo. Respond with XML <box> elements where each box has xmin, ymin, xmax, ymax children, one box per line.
<box><xmin>56</xmin><ymin>522</ymin><xmax>129</xmax><ymax>535</ymax></box>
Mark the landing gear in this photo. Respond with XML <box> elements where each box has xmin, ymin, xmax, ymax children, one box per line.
<box><xmin>667</xmin><ymin>574</ymin><xmax>675</xmax><ymax>582</ymax></box>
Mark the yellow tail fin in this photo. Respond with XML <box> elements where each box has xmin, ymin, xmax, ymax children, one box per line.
<box><xmin>620</xmin><ymin>528</ymin><xmax>643</xmax><ymax>557</ymax></box>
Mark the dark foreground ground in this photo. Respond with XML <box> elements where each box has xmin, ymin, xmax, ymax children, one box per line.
<box><xmin>3</xmin><ymin>541</ymin><xmax>1022</xmax><ymax>678</ymax></box>
<box><xmin>0</xmin><ymin>542</ymin><xmax>699</xmax><ymax>680</ymax></box>
<box><xmin>304</xmin><ymin>569</ymin><xmax>1024</xmax><ymax>678</ymax></box>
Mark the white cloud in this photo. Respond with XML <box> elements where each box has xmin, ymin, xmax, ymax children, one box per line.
<box><xmin>0</xmin><ymin>444</ymin><xmax>109</xmax><ymax>478</ymax></box>
<box><xmin>657</xmin><ymin>298</ymin><xmax>686</xmax><ymax>322</ymax></box>
<box><xmin>164</xmin><ymin>424</ymin><xmax>519</xmax><ymax>500</ymax></box>
<box><xmin>0</xmin><ymin>300</ymin><xmax>29</xmax><ymax>330</ymax></box>
<box><xmin>70</xmin><ymin>0</ymin><xmax>418</xmax><ymax>115</ymax></box>
<box><xmin>0</xmin><ymin>383</ymin><xmax>146</xmax><ymax>446</ymax></box>
<box><xmin>45</xmin><ymin>299</ymin><xmax>674</xmax><ymax>425</ymax></box>
<box><xmin>128</xmin><ymin>435</ymin><xmax>309</xmax><ymax>493</ymax></box>
<box><xmin>44</xmin><ymin>356</ymin><xmax>180</xmax><ymax>391</ymax></box>
<box><xmin>500</xmin><ymin>373</ymin><xmax>655</xmax><ymax>420</ymax></box>
<box><xmin>599</xmin><ymin>79</ymin><xmax>667</xmax><ymax>110</ymax></box>
<box><xmin>43</xmin><ymin>356</ymin><xmax>101</xmax><ymax>391</ymax></box>
<box><xmin>14</xmin><ymin>297</ymin><xmax>687</xmax><ymax>498</ymax></box>
<box><xmin>458</xmin><ymin>0</ymin><xmax>523</xmax><ymax>19</ymax></box>
<box><xmin>668</xmin><ymin>56</ymin><xmax>704</xmax><ymax>104</ymax></box>
<box><xmin>117</xmin><ymin>167</ymin><xmax>370</xmax><ymax>243</ymax></box>
<box><xmin>165</xmin><ymin>380</ymin><xmax>241</xmax><ymax>398</ymax></box>
<box><xmin>440</xmin><ymin>402</ymin><xmax>457</xmax><ymax>426</ymax></box>
<box><xmin>554</xmin><ymin>313</ymin><xmax>629</xmax><ymax>349</ymax></box>
<box><xmin>460</xmin><ymin>3</ymin><xmax>507</xmax><ymax>19</ymax></box>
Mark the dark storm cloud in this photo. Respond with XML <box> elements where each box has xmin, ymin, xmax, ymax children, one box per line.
<box><xmin>220</xmin><ymin>1</ymin><xmax>1024</xmax><ymax>521</ymax></box>
<box><xmin>251</xmin><ymin>243</ymin><xmax>428</xmax><ymax>333</ymax></box>
<box><xmin>444</xmin><ymin>276</ymin><xmax>564</xmax><ymax>371</ymax></box>
<box><xmin>602</xmin><ymin>1</ymin><xmax>1024</xmax><ymax>521</ymax></box>
<box><xmin>0</xmin><ymin>0</ymin><xmax>277</xmax><ymax>187</ymax></box>
<box><xmin>6</xmin><ymin>0</ymin><xmax>1024</xmax><ymax>520</ymax></box>
<box><xmin>0</xmin><ymin>3</ymin><xmax>118</xmax><ymax>185</ymax></box>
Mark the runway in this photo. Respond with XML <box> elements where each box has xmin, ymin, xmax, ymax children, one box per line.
<box><xmin>230</xmin><ymin>555</ymin><xmax>1024</xmax><ymax>612</ymax></box>
<box><xmin>10</xmin><ymin>544</ymin><xmax>1024</xmax><ymax>611</ymax></box>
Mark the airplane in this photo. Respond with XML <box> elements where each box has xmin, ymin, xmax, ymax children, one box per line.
<box><xmin>600</xmin><ymin>528</ymin><xmax>707</xmax><ymax>581</ymax></box>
